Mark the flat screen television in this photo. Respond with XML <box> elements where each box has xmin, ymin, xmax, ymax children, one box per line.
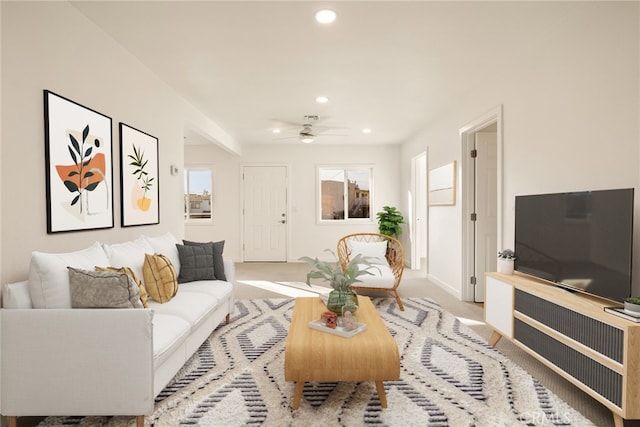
<box><xmin>514</xmin><ymin>188</ymin><xmax>634</xmax><ymax>303</ymax></box>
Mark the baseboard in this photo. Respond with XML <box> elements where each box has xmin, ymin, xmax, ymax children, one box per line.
<box><xmin>428</xmin><ymin>274</ymin><xmax>461</xmax><ymax>300</ymax></box>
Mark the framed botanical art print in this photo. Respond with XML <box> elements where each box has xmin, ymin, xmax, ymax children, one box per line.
<box><xmin>44</xmin><ymin>90</ymin><xmax>114</xmax><ymax>233</ymax></box>
<box><xmin>120</xmin><ymin>123</ymin><xmax>159</xmax><ymax>226</ymax></box>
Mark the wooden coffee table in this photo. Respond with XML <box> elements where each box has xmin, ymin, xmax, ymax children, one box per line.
<box><xmin>284</xmin><ymin>296</ymin><xmax>400</xmax><ymax>409</ymax></box>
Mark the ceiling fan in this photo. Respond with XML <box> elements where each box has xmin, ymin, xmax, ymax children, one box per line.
<box><xmin>299</xmin><ymin>120</ymin><xmax>316</xmax><ymax>144</ymax></box>
<box><xmin>273</xmin><ymin>115</ymin><xmax>346</xmax><ymax>144</ymax></box>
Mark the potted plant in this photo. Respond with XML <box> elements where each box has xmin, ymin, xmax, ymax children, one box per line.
<box><xmin>624</xmin><ymin>296</ymin><xmax>640</xmax><ymax>315</ymax></box>
<box><xmin>299</xmin><ymin>250</ymin><xmax>376</xmax><ymax>314</ymax></box>
<box><xmin>497</xmin><ymin>249</ymin><xmax>516</xmax><ymax>274</ymax></box>
<box><xmin>377</xmin><ymin>206</ymin><xmax>404</xmax><ymax>238</ymax></box>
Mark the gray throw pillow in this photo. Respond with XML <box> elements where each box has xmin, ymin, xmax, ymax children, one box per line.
<box><xmin>183</xmin><ymin>240</ymin><xmax>226</xmax><ymax>281</ymax></box>
<box><xmin>68</xmin><ymin>267</ymin><xmax>144</xmax><ymax>309</ymax></box>
<box><xmin>176</xmin><ymin>243</ymin><xmax>215</xmax><ymax>283</ymax></box>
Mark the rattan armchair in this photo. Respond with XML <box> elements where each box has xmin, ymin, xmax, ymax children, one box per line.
<box><xmin>337</xmin><ymin>233</ymin><xmax>405</xmax><ymax>311</ymax></box>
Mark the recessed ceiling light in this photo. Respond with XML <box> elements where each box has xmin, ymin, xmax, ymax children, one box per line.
<box><xmin>272</xmin><ymin>129</ymin><xmax>281</xmax><ymax>134</ymax></box>
<box><xmin>362</xmin><ymin>128</ymin><xmax>372</xmax><ymax>134</ymax></box>
<box><xmin>316</xmin><ymin>96</ymin><xmax>329</xmax><ymax>104</ymax></box>
<box><xmin>315</xmin><ymin>9</ymin><xmax>336</xmax><ymax>24</ymax></box>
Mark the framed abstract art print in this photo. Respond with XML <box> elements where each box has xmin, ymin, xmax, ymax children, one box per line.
<box><xmin>44</xmin><ymin>90</ymin><xmax>114</xmax><ymax>233</ymax></box>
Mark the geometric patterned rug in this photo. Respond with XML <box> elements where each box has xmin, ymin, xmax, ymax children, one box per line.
<box><xmin>38</xmin><ymin>297</ymin><xmax>594</xmax><ymax>426</ymax></box>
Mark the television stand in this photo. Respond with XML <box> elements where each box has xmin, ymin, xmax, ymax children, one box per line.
<box><xmin>485</xmin><ymin>272</ymin><xmax>640</xmax><ymax>427</ymax></box>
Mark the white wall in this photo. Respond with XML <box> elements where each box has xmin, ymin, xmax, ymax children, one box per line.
<box><xmin>0</xmin><ymin>2</ymin><xmax>229</xmax><ymax>283</ymax></box>
<box><xmin>0</xmin><ymin>2</ymin><xmax>3</xmax><ymax>286</ymax></box>
<box><xmin>2</xmin><ymin>1</ymin><xmax>638</xmax><ymax>301</ymax></box>
<box><xmin>183</xmin><ymin>139</ymin><xmax>241</xmax><ymax>258</ymax></box>
<box><xmin>401</xmin><ymin>1</ymin><xmax>640</xmax><ymax>298</ymax></box>
<box><xmin>185</xmin><ymin>142</ymin><xmax>401</xmax><ymax>262</ymax></box>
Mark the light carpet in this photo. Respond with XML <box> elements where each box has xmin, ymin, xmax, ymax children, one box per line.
<box><xmin>236</xmin><ymin>280</ymin><xmax>331</xmax><ymax>298</ymax></box>
<box><xmin>38</xmin><ymin>297</ymin><xmax>594</xmax><ymax>426</ymax></box>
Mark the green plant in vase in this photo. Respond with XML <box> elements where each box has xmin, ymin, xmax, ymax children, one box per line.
<box><xmin>300</xmin><ymin>250</ymin><xmax>377</xmax><ymax>314</ymax></box>
<box><xmin>624</xmin><ymin>296</ymin><xmax>640</xmax><ymax>315</ymax></box>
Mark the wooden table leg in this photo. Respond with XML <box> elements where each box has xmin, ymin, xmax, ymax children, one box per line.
<box><xmin>375</xmin><ymin>381</ymin><xmax>388</xmax><ymax>408</ymax></box>
<box><xmin>292</xmin><ymin>381</ymin><xmax>305</xmax><ymax>409</ymax></box>
<box><xmin>488</xmin><ymin>330</ymin><xmax>502</xmax><ymax>347</ymax></box>
<box><xmin>612</xmin><ymin>412</ymin><xmax>624</xmax><ymax>427</ymax></box>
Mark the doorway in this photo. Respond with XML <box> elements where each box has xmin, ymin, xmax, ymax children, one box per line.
<box><xmin>242</xmin><ymin>165</ymin><xmax>288</xmax><ymax>262</ymax></box>
<box><xmin>410</xmin><ymin>151</ymin><xmax>428</xmax><ymax>270</ymax></box>
<box><xmin>460</xmin><ymin>106</ymin><xmax>503</xmax><ymax>302</ymax></box>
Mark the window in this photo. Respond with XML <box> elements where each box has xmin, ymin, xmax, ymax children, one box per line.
<box><xmin>318</xmin><ymin>166</ymin><xmax>373</xmax><ymax>221</ymax></box>
<box><xmin>184</xmin><ymin>167</ymin><xmax>213</xmax><ymax>221</ymax></box>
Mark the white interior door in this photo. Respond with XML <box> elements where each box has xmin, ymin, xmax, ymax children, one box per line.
<box><xmin>474</xmin><ymin>132</ymin><xmax>498</xmax><ymax>302</ymax></box>
<box><xmin>460</xmin><ymin>105</ymin><xmax>502</xmax><ymax>302</ymax></box>
<box><xmin>242</xmin><ymin>165</ymin><xmax>287</xmax><ymax>262</ymax></box>
<box><xmin>411</xmin><ymin>152</ymin><xmax>428</xmax><ymax>270</ymax></box>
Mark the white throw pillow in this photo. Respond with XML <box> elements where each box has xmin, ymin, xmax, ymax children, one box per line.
<box><xmin>143</xmin><ymin>232</ymin><xmax>181</xmax><ymax>273</ymax></box>
<box><xmin>102</xmin><ymin>237</ymin><xmax>154</xmax><ymax>282</ymax></box>
<box><xmin>2</xmin><ymin>281</ymin><xmax>32</xmax><ymax>309</ymax></box>
<box><xmin>348</xmin><ymin>240</ymin><xmax>389</xmax><ymax>265</ymax></box>
<box><xmin>28</xmin><ymin>242</ymin><xmax>109</xmax><ymax>308</ymax></box>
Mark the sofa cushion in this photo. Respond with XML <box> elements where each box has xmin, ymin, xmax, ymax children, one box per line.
<box><xmin>102</xmin><ymin>238</ymin><xmax>154</xmax><ymax>283</ymax></box>
<box><xmin>348</xmin><ymin>240</ymin><xmax>389</xmax><ymax>265</ymax></box>
<box><xmin>152</xmin><ymin>313</ymin><xmax>191</xmax><ymax>367</ymax></box>
<box><xmin>183</xmin><ymin>240</ymin><xmax>226</xmax><ymax>281</ymax></box>
<box><xmin>68</xmin><ymin>267</ymin><xmax>144</xmax><ymax>309</ymax></box>
<box><xmin>143</xmin><ymin>254</ymin><xmax>178</xmax><ymax>303</ymax></box>
<box><xmin>176</xmin><ymin>244</ymin><xmax>215</xmax><ymax>283</ymax></box>
<box><xmin>143</xmin><ymin>233</ymin><xmax>181</xmax><ymax>274</ymax></box>
<box><xmin>179</xmin><ymin>279</ymin><xmax>233</xmax><ymax>302</ymax></box>
<box><xmin>147</xmin><ymin>291</ymin><xmax>217</xmax><ymax>328</ymax></box>
<box><xmin>95</xmin><ymin>266</ymin><xmax>149</xmax><ymax>308</ymax></box>
<box><xmin>352</xmin><ymin>263</ymin><xmax>396</xmax><ymax>288</ymax></box>
<box><xmin>29</xmin><ymin>242</ymin><xmax>110</xmax><ymax>308</ymax></box>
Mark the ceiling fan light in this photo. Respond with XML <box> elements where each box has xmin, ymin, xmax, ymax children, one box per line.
<box><xmin>300</xmin><ymin>136</ymin><xmax>314</xmax><ymax>144</ymax></box>
<box><xmin>315</xmin><ymin>9</ymin><xmax>336</xmax><ymax>24</ymax></box>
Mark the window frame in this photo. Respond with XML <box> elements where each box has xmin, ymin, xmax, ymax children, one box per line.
<box><xmin>184</xmin><ymin>165</ymin><xmax>214</xmax><ymax>223</ymax></box>
<box><xmin>316</xmin><ymin>164</ymin><xmax>374</xmax><ymax>224</ymax></box>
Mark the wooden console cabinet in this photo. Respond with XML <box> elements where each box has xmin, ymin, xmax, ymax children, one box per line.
<box><xmin>485</xmin><ymin>272</ymin><xmax>640</xmax><ymax>427</ymax></box>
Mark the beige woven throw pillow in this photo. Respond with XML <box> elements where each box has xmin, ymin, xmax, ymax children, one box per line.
<box><xmin>95</xmin><ymin>266</ymin><xmax>149</xmax><ymax>308</ymax></box>
<box><xmin>68</xmin><ymin>267</ymin><xmax>144</xmax><ymax>309</ymax></box>
<box><xmin>143</xmin><ymin>253</ymin><xmax>178</xmax><ymax>303</ymax></box>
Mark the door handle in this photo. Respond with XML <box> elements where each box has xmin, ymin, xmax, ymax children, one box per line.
<box><xmin>281</xmin><ymin>220</ymin><xmax>286</xmax><ymax>224</ymax></box>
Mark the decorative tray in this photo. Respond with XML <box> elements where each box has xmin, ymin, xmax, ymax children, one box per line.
<box><xmin>308</xmin><ymin>320</ymin><xmax>367</xmax><ymax>338</ymax></box>
<box><xmin>623</xmin><ymin>308</ymin><xmax>640</xmax><ymax>317</ymax></box>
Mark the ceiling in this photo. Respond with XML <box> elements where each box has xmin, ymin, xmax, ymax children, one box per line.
<box><xmin>69</xmin><ymin>1</ymin><xmax>566</xmax><ymax>148</ymax></box>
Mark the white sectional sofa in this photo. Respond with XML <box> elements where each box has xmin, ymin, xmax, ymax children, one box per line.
<box><xmin>0</xmin><ymin>233</ymin><xmax>234</xmax><ymax>427</ymax></box>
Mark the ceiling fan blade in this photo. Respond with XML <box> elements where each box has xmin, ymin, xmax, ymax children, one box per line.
<box><xmin>269</xmin><ymin>119</ymin><xmax>302</xmax><ymax>129</ymax></box>
<box><xmin>314</xmin><ymin>124</ymin><xmax>349</xmax><ymax>132</ymax></box>
<box><xmin>270</xmin><ymin>115</ymin><xmax>348</xmax><ymax>140</ymax></box>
